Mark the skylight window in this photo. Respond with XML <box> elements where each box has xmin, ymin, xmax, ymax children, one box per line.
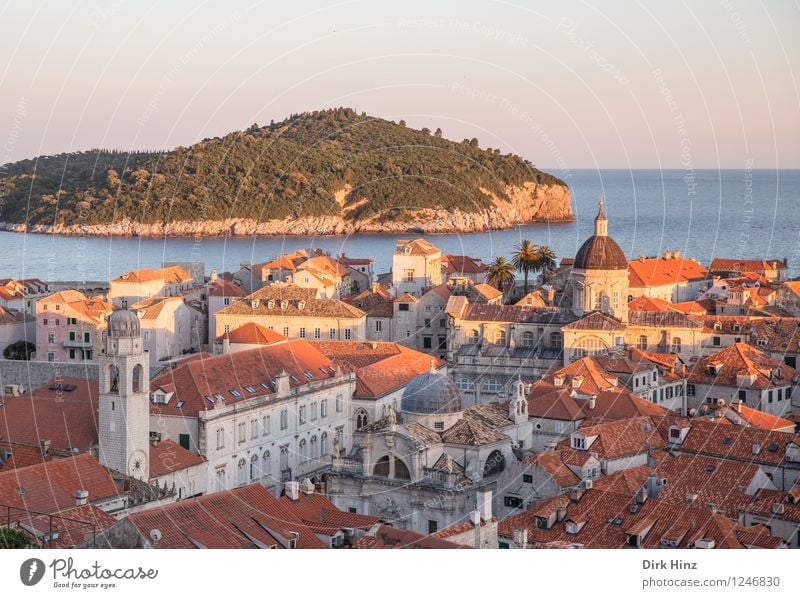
<box><xmin>303</xmin><ymin>371</ymin><xmax>314</xmax><ymax>379</ymax></box>
<box><xmin>204</xmin><ymin>396</ymin><xmax>214</xmax><ymax>404</ymax></box>
<box><xmin>289</xmin><ymin>375</ymin><xmax>299</xmax><ymax>383</ymax></box>
<box><xmin>704</xmin><ymin>465</ymin><xmax>716</xmax><ymax>473</ymax></box>
<box><xmin>230</xmin><ymin>389</ymin><xmax>242</xmax><ymax>398</ymax></box>
<box><xmin>722</xmin><ymin>437</ymin><xmax>733</xmax><ymax>445</ymax></box>
<box><xmin>768</xmin><ymin>443</ymin><xmax>779</xmax><ymax>452</ymax></box>
<box><xmin>245</xmin><ymin>386</ymin><xmax>257</xmax><ymax>393</ymax></box>
<box><xmin>175</xmin><ymin>400</ymin><xmax>185</xmax><ymax>409</ymax></box>
<box><xmin>260</xmin><ymin>382</ymin><xmax>271</xmax><ymax>390</ymax></box>
<box><xmin>213</xmin><ymin>393</ymin><xmax>225</xmax><ymax>401</ymax></box>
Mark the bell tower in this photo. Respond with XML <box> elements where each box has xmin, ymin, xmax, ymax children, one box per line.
<box><xmin>98</xmin><ymin>310</ymin><xmax>151</xmax><ymax>480</ymax></box>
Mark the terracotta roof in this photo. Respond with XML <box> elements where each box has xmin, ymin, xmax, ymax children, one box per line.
<box><xmin>700</xmin><ymin>315</ymin><xmax>754</xmax><ymax>334</ymax></box>
<box><xmin>311</xmin><ymin>341</ymin><xmax>443</xmax><ymax>399</ymax></box>
<box><xmin>353</xmin><ymin>524</ymin><xmax>467</xmax><ymax>549</ymax></box>
<box><xmin>0</xmin><ymin>377</ymin><xmax>99</xmax><ymax>452</ymax></box>
<box><xmin>344</xmin><ymin>288</ymin><xmax>394</xmax><ymax>318</ymax></box>
<box><xmin>590</xmin><ymin>465</ymin><xmax>652</xmax><ymax>496</ymax></box>
<box><xmin>149</xmin><ymin>439</ymin><xmax>205</xmax><ymax>478</ymax></box>
<box><xmin>219</xmin><ymin>322</ymin><xmax>286</xmax><ymax>345</ymax></box>
<box><xmin>431</xmin><ymin>517</ymin><xmax>496</xmax><ymax>539</ymax></box>
<box><xmin>628</xmin><ymin>311</ymin><xmax>703</xmax><ymax>329</ymax></box>
<box><xmin>557</xmin><ymin>416</ymin><xmax>666</xmax><ymax>460</ymax></box>
<box><xmin>749</xmin><ymin>318</ymin><xmax>800</xmax><ymax>355</ymax></box>
<box><xmin>628</xmin><ymin>255</ymin><xmax>708</xmax><ymax>288</ymax></box>
<box><xmin>395</xmin><ymin>239</ymin><xmax>440</xmax><ymax>257</ymax></box>
<box><xmin>562</xmin><ymin>311</ymin><xmax>625</xmax><ymax>331</ymax></box>
<box><xmin>654</xmin><ymin>454</ymin><xmax>762</xmax><ymax>518</ymax></box>
<box><xmin>459</xmin><ymin>303</ymin><xmax>571</xmax><ymax>324</ymax></box>
<box><xmin>528</xmin><ymin>384</ymin><xmax>666</xmax><ymax>424</ymax></box>
<box><xmin>681</xmin><ymin>420</ymin><xmax>800</xmax><ymax>467</ymax></box>
<box><xmin>112</xmin><ymin>265</ymin><xmax>192</xmax><ymax>284</ymax></box>
<box><xmin>627</xmin><ymin>296</ymin><xmax>676</xmax><ymax>312</ymax></box>
<box><xmin>671</xmin><ymin>299</ymin><xmax>715</xmax><ymax>315</ymax></box>
<box><xmin>534</xmin><ymin>357</ymin><xmax>620</xmax><ymax>395</ymax></box>
<box><xmin>126</xmin><ymin>483</ymin><xmax>326</xmax><ymax>548</ymax></box>
<box><xmin>0</xmin><ymin>442</ymin><xmax>53</xmax><ymax>471</ymax></box>
<box><xmin>38</xmin><ymin>291</ymin><xmax>114</xmax><ymax>325</ymax></box>
<box><xmin>280</xmin><ymin>491</ymin><xmax>380</xmax><ymax>531</ymax></box>
<box><xmin>0</xmin><ymin>454</ymin><xmax>122</xmax><ymax>521</ymax></box>
<box><xmin>149</xmin><ymin>341</ymin><xmax>340</xmax><ymax>417</ymax></box>
<box><xmin>515</xmin><ymin>290</ymin><xmax>548</xmax><ymax>307</ymax></box>
<box><xmin>442</xmin><ymin>255</ymin><xmax>487</xmax><ymax>274</ymax></box>
<box><xmin>528</xmin><ymin>452</ymin><xmax>580</xmax><ymax>488</ymax></box>
<box><xmin>699</xmin><ymin>401</ymin><xmax>796</xmax><ymax>432</ymax></box>
<box><xmin>395</xmin><ymin>293</ymin><xmax>418</xmax><ymax>303</ymax></box>
<box><xmin>220</xmin><ymin>285</ymin><xmax>363</xmax><ymax>319</ymax></box>
<box><xmin>439</xmin><ymin>418</ymin><xmax>508</xmax><ymax>446</ymax></box>
<box><xmin>18</xmin><ymin>503</ymin><xmax>117</xmax><ymax>548</ymax></box>
<box><xmin>709</xmin><ymin>258</ymin><xmax>787</xmax><ymax>274</ymax></box>
<box><xmin>337</xmin><ymin>256</ymin><xmax>373</xmax><ymax>266</ymax></box>
<box><xmin>686</xmin><ymin>342</ymin><xmax>797</xmax><ymax>389</ymax></box>
<box><xmin>207</xmin><ymin>280</ymin><xmax>247</xmax><ymax>298</ymax></box>
<box><xmin>131</xmin><ymin>296</ymin><xmax>182</xmax><ymax>321</ymax></box>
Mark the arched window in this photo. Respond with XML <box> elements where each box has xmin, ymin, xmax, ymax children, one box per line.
<box><xmin>467</xmin><ymin>329</ymin><xmax>479</xmax><ymax>344</ymax></box>
<box><xmin>671</xmin><ymin>337</ymin><xmax>682</xmax><ymax>353</ymax></box>
<box><xmin>637</xmin><ymin>335</ymin><xmax>648</xmax><ymax>350</ymax></box>
<box><xmin>550</xmin><ymin>332</ymin><xmax>562</xmax><ymax>349</ymax></box>
<box><xmin>456</xmin><ymin>378</ymin><xmax>475</xmax><ymax>391</ymax></box>
<box><xmin>373</xmin><ymin>455</ymin><xmax>390</xmax><ymax>477</ymax></box>
<box><xmin>494</xmin><ymin>329</ymin><xmax>507</xmax><ymax>346</ymax></box>
<box><xmin>483</xmin><ymin>450</ymin><xmax>505</xmax><ymax>476</ymax></box>
<box><xmin>355</xmin><ymin>408</ymin><xmax>368</xmax><ymax>431</ymax></box>
<box><xmin>483</xmin><ymin>379</ymin><xmax>502</xmax><ymax>393</ymax></box>
<box><xmin>521</xmin><ymin>331</ymin><xmax>535</xmax><ymax>347</ymax></box>
<box><xmin>394</xmin><ymin>458</ymin><xmax>411</xmax><ymax>480</ymax></box>
<box><xmin>310</xmin><ymin>436</ymin><xmax>318</xmax><ymax>460</ymax></box>
<box><xmin>107</xmin><ymin>364</ymin><xmax>119</xmax><ymax>393</ymax></box>
<box><xmin>262</xmin><ymin>451</ymin><xmax>271</xmax><ymax>479</ymax></box>
<box><xmin>320</xmin><ymin>433</ymin><xmax>328</xmax><ymax>456</ymax></box>
<box><xmin>237</xmin><ymin>458</ymin><xmax>247</xmax><ymax>486</ymax></box>
<box><xmin>572</xmin><ymin>336</ymin><xmax>609</xmax><ymax>360</ymax></box>
<box><xmin>299</xmin><ymin>439</ymin><xmax>307</xmax><ymax>462</ymax></box>
<box><xmin>250</xmin><ymin>454</ymin><xmax>259</xmax><ymax>481</ymax></box>
<box><xmin>132</xmin><ymin>363</ymin><xmax>144</xmax><ymax>393</ymax></box>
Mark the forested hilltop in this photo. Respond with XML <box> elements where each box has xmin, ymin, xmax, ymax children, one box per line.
<box><xmin>0</xmin><ymin>108</ymin><xmax>572</xmax><ymax>236</ymax></box>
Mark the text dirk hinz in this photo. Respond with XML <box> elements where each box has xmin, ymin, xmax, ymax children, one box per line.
<box><xmin>643</xmin><ymin>560</ymin><xmax>698</xmax><ymax>570</ymax></box>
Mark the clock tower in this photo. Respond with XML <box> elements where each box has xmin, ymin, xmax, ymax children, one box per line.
<box><xmin>98</xmin><ymin>309</ymin><xmax>151</xmax><ymax>481</ymax></box>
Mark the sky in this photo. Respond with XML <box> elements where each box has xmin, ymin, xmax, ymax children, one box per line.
<box><xmin>1</xmin><ymin>0</ymin><xmax>798</xmax><ymax>170</ymax></box>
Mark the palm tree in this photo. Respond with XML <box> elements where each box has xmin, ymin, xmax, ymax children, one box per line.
<box><xmin>512</xmin><ymin>239</ymin><xmax>539</xmax><ymax>295</ymax></box>
<box><xmin>535</xmin><ymin>245</ymin><xmax>557</xmax><ymax>279</ymax></box>
<box><xmin>487</xmin><ymin>256</ymin><xmax>516</xmax><ymax>295</ymax></box>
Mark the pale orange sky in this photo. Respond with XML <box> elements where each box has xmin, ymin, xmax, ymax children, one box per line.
<box><xmin>1</xmin><ymin>0</ymin><xmax>798</xmax><ymax>169</ymax></box>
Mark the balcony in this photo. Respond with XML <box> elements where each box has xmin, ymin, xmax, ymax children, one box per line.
<box><xmin>63</xmin><ymin>339</ymin><xmax>93</xmax><ymax>348</ymax></box>
<box><xmin>331</xmin><ymin>457</ymin><xmax>364</xmax><ymax>474</ymax></box>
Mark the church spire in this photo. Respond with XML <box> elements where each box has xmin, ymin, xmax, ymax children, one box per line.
<box><xmin>594</xmin><ymin>196</ymin><xmax>608</xmax><ymax>236</ymax></box>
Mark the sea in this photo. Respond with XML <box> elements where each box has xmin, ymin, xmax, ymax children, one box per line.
<box><xmin>1</xmin><ymin>169</ymin><xmax>798</xmax><ymax>282</ymax></box>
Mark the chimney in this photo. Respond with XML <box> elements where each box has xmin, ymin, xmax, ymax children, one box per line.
<box><xmin>74</xmin><ymin>489</ymin><xmax>89</xmax><ymax>506</ymax></box>
<box><xmin>587</xmin><ymin>396</ymin><xmax>596</xmax><ymax>410</ymax></box>
<box><xmin>276</xmin><ymin>371</ymin><xmax>291</xmax><ymax>397</ymax></box>
<box><xmin>222</xmin><ymin>334</ymin><xmax>230</xmax><ymax>355</ymax></box>
<box><xmin>469</xmin><ymin>510</ymin><xmax>481</xmax><ymax>527</ymax></box>
<box><xmin>636</xmin><ymin>486</ymin><xmax>648</xmax><ymax>505</ymax></box>
<box><xmin>371</xmin><ymin>282</ymin><xmax>379</xmax><ymax>292</ymax></box>
<box><xmin>285</xmin><ymin>481</ymin><xmax>300</xmax><ymax>501</ymax></box>
<box><xmin>646</xmin><ymin>473</ymin><xmax>663</xmax><ymax>499</ymax></box>
<box><xmin>210</xmin><ymin>269</ymin><xmax>218</xmax><ymax>283</ymax></box>
<box><xmin>476</xmin><ymin>487</ymin><xmax>492</xmax><ymax>522</ymax></box>
<box><xmin>39</xmin><ymin>439</ymin><xmax>51</xmax><ymax>456</ymax></box>
<box><xmin>752</xmin><ymin>444</ymin><xmax>761</xmax><ymax>456</ymax></box>
<box><xmin>686</xmin><ymin>493</ymin><xmax>698</xmax><ymax>505</ymax></box>
<box><xmin>547</xmin><ymin>286</ymin><xmax>555</xmax><ymax>305</ymax></box>
<box><xmin>556</xmin><ymin>506</ymin><xmax>567</xmax><ymax>522</ymax></box>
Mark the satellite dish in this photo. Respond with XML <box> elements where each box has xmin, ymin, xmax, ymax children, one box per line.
<box><xmin>149</xmin><ymin>529</ymin><xmax>162</xmax><ymax>544</ymax></box>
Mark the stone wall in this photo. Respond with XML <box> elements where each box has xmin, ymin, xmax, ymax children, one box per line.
<box><xmin>0</xmin><ymin>359</ymin><xmax>164</xmax><ymax>394</ymax></box>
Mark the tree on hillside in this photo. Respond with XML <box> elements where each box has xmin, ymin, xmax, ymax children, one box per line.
<box><xmin>487</xmin><ymin>256</ymin><xmax>516</xmax><ymax>296</ymax></box>
<box><xmin>3</xmin><ymin>340</ymin><xmax>35</xmax><ymax>360</ymax></box>
<box><xmin>512</xmin><ymin>239</ymin><xmax>538</xmax><ymax>295</ymax></box>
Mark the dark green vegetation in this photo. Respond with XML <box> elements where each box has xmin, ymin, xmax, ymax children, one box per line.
<box><xmin>3</xmin><ymin>340</ymin><xmax>35</xmax><ymax>360</ymax></box>
<box><xmin>0</xmin><ymin>108</ymin><xmax>566</xmax><ymax>227</ymax></box>
<box><xmin>0</xmin><ymin>528</ymin><xmax>31</xmax><ymax>549</ymax></box>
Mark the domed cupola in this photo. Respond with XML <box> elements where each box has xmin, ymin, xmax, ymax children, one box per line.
<box><xmin>573</xmin><ymin>198</ymin><xmax>628</xmax><ymax>271</ymax></box>
<box><xmin>400</xmin><ymin>360</ymin><xmax>464</xmax><ymax>429</ymax></box>
<box><xmin>108</xmin><ymin>309</ymin><xmax>141</xmax><ymax>338</ymax></box>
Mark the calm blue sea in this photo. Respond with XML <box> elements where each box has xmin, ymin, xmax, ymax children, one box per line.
<box><xmin>1</xmin><ymin>169</ymin><xmax>798</xmax><ymax>281</ymax></box>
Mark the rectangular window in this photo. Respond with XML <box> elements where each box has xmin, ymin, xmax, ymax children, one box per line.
<box><xmin>321</xmin><ymin>399</ymin><xmax>328</xmax><ymax>418</ymax></box>
<box><xmin>83</xmin><ymin>332</ymin><xmax>90</xmax><ymax>343</ymax></box>
<box><xmin>504</xmin><ymin>496</ymin><xmax>523</xmax><ymax>508</ymax></box>
<box><xmin>687</xmin><ymin>384</ymin><xmax>696</xmax><ymax>396</ymax></box>
<box><xmin>238</xmin><ymin>422</ymin><xmax>246</xmax><ymax>443</ymax></box>
<box><xmin>523</xmin><ymin>474</ymin><xmax>534</xmax><ymax>484</ymax></box>
<box><xmin>738</xmin><ymin>389</ymin><xmax>747</xmax><ymax>403</ymax></box>
<box><xmin>375</xmin><ymin>320</ymin><xmax>382</xmax><ymax>332</ymax></box>
<box><xmin>336</xmin><ymin>395</ymin><xmax>343</xmax><ymax>413</ymax></box>
<box><xmin>713</xmin><ymin>336</ymin><xmax>721</xmax><ymax>346</ymax></box>
<box><xmin>216</xmin><ymin>428</ymin><xmax>225</xmax><ymax>450</ymax></box>
<box><xmin>280</xmin><ymin>410</ymin><xmax>288</xmax><ymax>430</ymax></box>
<box><xmin>314</xmin><ymin>328</ymin><xmax>321</xmax><ymax>339</ymax></box>
<box><xmin>48</xmin><ymin>332</ymin><xmax>55</xmax><ymax>344</ymax></box>
<box><xmin>299</xmin><ymin>327</ymin><xmax>306</xmax><ymax>338</ymax></box>
<box><xmin>427</xmin><ymin>520</ymin><xmax>438</xmax><ymax>534</ymax></box>
<box><xmin>43</xmin><ymin>318</ymin><xmax>48</xmax><ymax>325</ymax></box>
<box><xmin>398</xmin><ymin>303</ymin><xmax>409</xmax><ymax>312</ymax></box>
<box><xmin>223</xmin><ymin>297</ymin><xmax>231</xmax><ymax>305</ymax></box>
<box><xmin>310</xmin><ymin>402</ymin><xmax>317</xmax><ymax>421</ymax></box>
<box><xmin>47</xmin><ymin>352</ymin><xmax>55</xmax><ymax>362</ymax></box>
<box><xmin>69</xmin><ymin>331</ymin><xmax>76</xmax><ymax>341</ymax></box>
<box><xmin>404</xmin><ymin>269</ymin><xmax>414</xmax><ymax>283</ymax></box>
<box><xmin>768</xmin><ymin>390</ymin><xmax>774</xmax><ymax>403</ymax></box>
<box><xmin>299</xmin><ymin>405</ymin><xmax>306</xmax><ymax>425</ymax></box>
<box><xmin>344</xmin><ymin>328</ymin><xmax>352</xmax><ymax>340</ymax></box>
<box><xmin>423</xmin><ymin>336</ymin><xmax>432</xmax><ymax>349</ymax></box>
<box><xmin>143</xmin><ymin>330</ymin><xmax>150</xmax><ymax>341</ymax></box>
<box><xmin>68</xmin><ymin>348</ymin><xmax>75</xmax><ymax>359</ymax></box>
<box><xmin>329</xmin><ymin>328</ymin><xmax>336</xmax><ymax>339</ymax></box>
<box><xmin>283</xmin><ymin>327</ymin><xmax>289</xmax><ymax>338</ymax></box>
<box><xmin>424</xmin><ymin>318</ymin><xmax>431</xmax><ymax>328</ymax></box>
<box><xmin>263</xmin><ymin>416</ymin><xmax>270</xmax><ymax>436</ymax></box>
<box><xmin>179</xmin><ymin>434</ymin><xmax>191</xmax><ymax>450</ymax></box>
<box><xmin>251</xmin><ymin>420</ymin><xmax>258</xmax><ymax>439</ymax></box>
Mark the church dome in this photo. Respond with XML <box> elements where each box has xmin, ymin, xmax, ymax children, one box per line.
<box><xmin>573</xmin><ymin>198</ymin><xmax>628</xmax><ymax>270</ymax></box>
<box><xmin>108</xmin><ymin>309</ymin><xmax>140</xmax><ymax>338</ymax></box>
<box><xmin>574</xmin><ymin>235</ymin><xmax>628</xmax><ymax>270</ymax></box>
<box><xmin>401</xmin><ymin>367</ymin><xmax>463</xmax><ymax>415</ymax></box>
